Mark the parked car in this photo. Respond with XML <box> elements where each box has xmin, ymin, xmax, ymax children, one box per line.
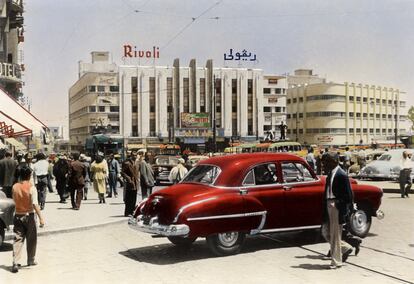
<box><xmin>129</xmin><ymin>153</ymin><xmax>384</xmax><ymax>256</ymax></box>
<box><xmin>0</xmin><ymin>190</ymin><xmax>15</xmax><ymax>247</ymax></box>
<box><xmin>359</xmin><ymin>149</ymin><xmax>414</xmax><ymax>180</ymax></box>
<box><xmin>152</xmin><ymin>155</ymin><xmax>180</xmax><ymax>185</ymax></box>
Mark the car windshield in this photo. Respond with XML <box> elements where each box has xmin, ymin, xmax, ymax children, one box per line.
<box><xmin>156</xmin><ymin>157</ymin><xmax>179</xmax><ymax>166</ymax></box>
<box><xmin>181</xmin><ymin>165</ymin><xmax>220</xmax><ymax>185</ymax></box>
<box><xmin>378</xmin><ymin>154</ymin><xmax>391</xmax><ymax>161</ymax></box>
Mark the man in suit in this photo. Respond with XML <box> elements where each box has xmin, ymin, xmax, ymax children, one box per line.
<box><xmin>68</xmin><ymin>153</ymin><xmax>86</xmax><ymax>210</ymax></box>
<box><xmin>121</xmin><ymin>152</ymin><xmax>139</xmax><ymax>217</ymax></box>
<box><xmin>322</xmin><ymin>152</ymin><xmax>354</xmax><ymax>269</ymax></box>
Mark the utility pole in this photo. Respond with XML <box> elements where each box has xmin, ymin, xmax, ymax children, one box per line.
<box><xmin>212</xmin><ymin>75</ymin><xmax>216</xmax><ymax>152</ymax></box>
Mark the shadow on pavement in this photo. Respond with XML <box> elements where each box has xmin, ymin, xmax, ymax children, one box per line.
<box><xmin>291</xmin><ymin>264</ymin><xmax>330</xmax><ymax>270</ymax></box>
<box><xmin>295</xmin><ymin>254</ymin><xmax>326</xmax><ymax>260</ymax></box>
<box><xmin>119</xmin><ymin>231</ymin><xmax>325</xmax><ymax>265</ymax></box>
<box><xmin>109</xmin><ymin>203</ymin><xmax>125</xmax><ymax>205</ymax></box>
<box><xmin>409</xmin><ymin>244</ymin><xmax>414</xmax><ymax>247</ymax></box>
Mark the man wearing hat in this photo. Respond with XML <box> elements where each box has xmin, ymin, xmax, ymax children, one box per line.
<box><xmin>33</xmin><ymin>153</ymin><xmax>49</xmax><ymax>209</ymax></box>
<box><xmin>53</xmin><ymin>154</ymin><xmax>70</xmax><ymax>203</ymax></box>
<box><xmin>169</xmin><ymin>158</ymin><xmax>188</xmax><ymax>184</ymax></box>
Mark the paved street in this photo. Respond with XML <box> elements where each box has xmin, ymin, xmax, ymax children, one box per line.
<box><xmin>0</xmin><ymin>181</ymin><xmax>413</xmax><ymax>284</ymax></box>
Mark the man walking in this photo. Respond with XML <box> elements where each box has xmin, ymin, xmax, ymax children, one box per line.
<box><xmin>322</xmin><ymin>152</ymin><xmax>354</xmax><ymax>269</ymax></box>
<box><xmin>121</xmin><ymin>152</ymin><xmax>139</xmax><ymax>217</ymax></box>
<box><xmin>0</xmin><ymin>151</ymin><xmax>18</xmax><ymax>198</ymax></box>
<box><xmin>53</xmin><ymin>155</ymin><xmax>70</xmax><ymax>203</ymax></box>
<box><xmin>399</xmin><ymin>151</ymin><xmax>412</xmax><ymax>198</ymax></box>
<box><xmin>11</xmin><ymin>165</ymin><xmax>45</xmax><ymax>273</ymax></box>
<box><xmin>68</xmin><ymin>153</ymin><xmax>87</xmax><ymax>210</ymax></box>
<box><xmin>107</xmin><ymin>153</ymin><xmax>120</xmax><ymax>198</ymax></box>
<box><xmin>33</xmin><ymin>153</ymin><xmax>49</xmax><ymax>210</ymax></box>
<box><xmin>139</xmin><ymin>153</ymin><xmax>155</xmax><ymax>199</ymax></box>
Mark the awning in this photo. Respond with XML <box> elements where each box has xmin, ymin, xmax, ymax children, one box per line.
<box><xmin>5</xmin><ymin>137</ymin><xmax>26</xmax><ymax>151</ymax></box>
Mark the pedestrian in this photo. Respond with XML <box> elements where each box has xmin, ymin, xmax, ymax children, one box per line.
<box><xmin>121</xmin><ymin>152</ymin><xmax>139</xmax><ymax>216</ymax></box>
<box><xmin>279</xmin><ymin>121</ymin><xmax>287</xmax><ymax>140</ymax></box>
<box><xmin>47</xmin><ymin>159</ymin><xmax>54</xmax><ymax>193</ymax></box>
<box><xmin>53</xmin><ymin>154</ymin><xmax>70</xmax><ymax>203</ymax></box>
<box><xmin>321</xmin><ymin>147</ymin><xmax>329</xmax><ymax>175</ymax></box>
<box><xmin>399</xmin><ymin>151</ymin><xmax>412</xmax><ymax>198</ymax></box>
<box><xmin>316</xmin><ymin>150</ymin><xmax>324</xmax><ymax>175</ymax></box>
<box><xmin>33</xmin><ymin>153</ymin><xmax>49</xmax><ymax>210</ymax></box>
<box><xmin>80</xmin><ymin>154</ymin><xmax>91</xmax><ymax>200</ymax></box>
<box><xmin>169</xmin><ymin>158</ymin><xmax>188</xmax><ymax>184</ymax></box>
<box><xmin>343</xmin><ymin>147</ymin><xmax>352</xmax><ymax>173</ymax></box>
<box><xmin>305</xmin><ymin>148</ymin><xmax>316</xmax><ymax>172</ymax></box>
<box><xmin>90</xmin><ymin>154</ymin><xmax>107</xmax><ymax>204</ymax></box>
<box><xmin>11</xmin><ymin>165</ymin><xmax>45</xmax><ymax>273</ymax></box>
<box><xmin>322</xmin><ymin>152</ymin><xmax>354</xmax><ymax>269</ymax></box>
<box><xmin>107</xmin><ymin>153</ymin><xmax>120</xmax><ymax>198</ymax></box>
<box><xmin>139</xmin><ymin>153</ymin><xmax>155</xmax><ymax>199</ymax></box>
<box><xmin>0</xmin><ymin>151</ymin><xmax>18</xmax><ymax>198</ymax></box>
<box><xmin>68</xmin><ymin>153</ymin><xmax>86</xmax><ymax>210</ymax></box>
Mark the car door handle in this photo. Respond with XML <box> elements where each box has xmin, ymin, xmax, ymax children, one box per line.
<box><xmin>283</xmin><ymin>186</ymin><xmax>292</xmax><ymax>191</ymax></box>
<box><xmin>239</xmin><ymin>189</ymin><xmax>248</xmax><ymax>195</ymax></box>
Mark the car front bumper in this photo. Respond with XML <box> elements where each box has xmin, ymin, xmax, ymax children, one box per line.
<box><xmin>128</xmin><ymin>215</ymin><xmax>190</xmax><ymax>237</ymax></box>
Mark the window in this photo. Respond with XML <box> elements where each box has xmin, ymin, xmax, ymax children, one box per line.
<box><xmin>132</xmin><ymin>106</ymin><xmax>138</xmax><ymax>113</ymax></box>
<box><xmin>242</xmin><ymin>170</ymin><xmax>255</xmax><ymax>186</ymax></box>
<box><xmin>253</xmin><ymin>163</ymin><xmax>278</xmax><ymax>185</ymax></box>
<box><xmin>264</xmin><ymin>88</ymin><xmax>271</xmax><ymax>94</ymax></box>
<box><xmin>349</xmin><ymin>96</ymin><xmax>354</xmax><ymax>101</ymax></box>
<box><xmin>281</xmin><ymin>162</ymin><xmax>314</xmax><ymax>183</ymax></box>
<box><xmin>109</xmin><ymin>86</ymin><xmax>119</xmax><ymax>92</ymax></box>
<box><xmin>287</xmin><ymin>114</ymin><xmax>291</xmax><ymax>119</ymax></box>
<box><xmin>263</xmin><ymin>107</ymin><xmax>271</xmax><ymax>112</ymax></box>
<box><xmin>287</xmin><ymin>99</ymin><xmax>291</xmax><ymax>104</ymax></box>
<box><xmin>275</xmin><ymin>88</ymin><xmax>282</xmax><ymax>94</ymax></box>
<box><xmin>382</xmin><ymin>114</ymin><xmax>386</xmax><ymax>119</ymax></box>
<box><xmin>293</xmin><ymin>98</ymin><xmax>297</xmax><ymax>103</ymax></box>
<box><xmin>99</xmin><ymin>106</ymin><xmax>105</xmax><ymax>112</ymax></box>
<box><xmin>299</xmin><ymin>97</ymin><xmax>303</xmax><ymax>102</ymax></box>
<box><xmin>182</xmin><ymin>165</ymin><xmax>220</xmax><ymax>185</ymax></box>
<box><xmin>349</xmin><ymin>112</ymin><xmax>354</xmax><ymax>117</ymax></box>
<box><xmin>349</xmin><ymin>128</ymin><xmax>354</xmax><ymax>133</ymax></box>
<box><xmin>89</xmin><ymin>106</ymin><xmax>96</xmax><ymax>112</ymax></box>
<box><xmin>110</xmin><ymin>106</ymin><xmax>119</xmax><ymax>112</ymax></box>
<box><xmin>89</xmin><ymin>86</ymin><xmax>96</xmax><ymax>92</ymax></box>
<box><xmin>97</xmin><ymin>86</ymin><xmax>105</xmax><ymax>92</ymax></box>
<box><xmin>376</xmin><ymin>114</ymin><xmax>380</xmax><ymax>118</ymax></box>
<box><xmin>276</xmin><ymin>107</ymin><xmax>281</xmax><ymax>113</ymax></box>
<box><xmin>363</xmin><ymin>97</ymin><xmax>367</xmax><ymax>103</ymax></box>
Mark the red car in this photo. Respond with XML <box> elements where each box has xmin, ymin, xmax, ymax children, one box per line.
<box><xmin>128</xmin><ymin>153</ymin><xmax>384</xmax><ymax>256</ymax></box>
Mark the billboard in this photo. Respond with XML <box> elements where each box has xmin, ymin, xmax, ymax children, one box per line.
<box><xmin>181</xmin><ymin>112</ymin><xmax>210</xmax><ymax>128</ymax></box>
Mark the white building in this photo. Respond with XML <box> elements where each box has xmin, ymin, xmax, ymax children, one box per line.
<box><xmin>262</xmin><ymin>75</ymin><xmax>287</xmax><ymax>140</ymax></box>
<box><xmin>69</xmin><ymin>53</ymin><xmax>264</xmax><ymax>151</ymax></box>
<box><xmin>286</xmin><ymin>69</ymin><xmax>409</xmax><ymax>146</ymax></box>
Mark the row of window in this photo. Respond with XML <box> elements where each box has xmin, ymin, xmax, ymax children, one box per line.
<box><xmin>287</xmin><ymin>96</ymin><xmax>404</xmax><ymax>105</ymax></box>
<box><xmin>263</xmin><ymin>88</ymin><xmax>286</xmax><ymax>95</ymax></box>
<box><xmin>263</xmin><ymin>107</ymin><xmax>286</xmax><ymax>113</ymax></box>
<box><xmin>287</xmin><ymin>113</ymin><xmax>405</xmax><ymax>120</ymax></box>
<box><xmin>88</xmin><ymin>85</ymin><xmax>119</xmax><ymax>93</ymax></box>
<box><xmin>89</xmin><ymin>106</ymin><xmax>119</xmax><ymax>113</ymax></box>
<box><xmin>287</xmin><ymin>128</ymin><xmax>405</xmax><ymax>135</ymax></box>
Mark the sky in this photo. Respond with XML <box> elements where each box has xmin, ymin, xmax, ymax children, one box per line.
<box><xmin>23</xmin><ymin>0</ymin><xmax>414</xmax><ymax>137</ymax></box>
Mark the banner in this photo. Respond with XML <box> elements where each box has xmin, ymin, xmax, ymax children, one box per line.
<box><xmin>181</xmin><ymin>113</ymin><xmax>210</xmax><ymax>128</ymax></box>
<box><xmin>175</xmin><ymin>128</ymin><xmax>213</xmax><ymax>138</ymax></box>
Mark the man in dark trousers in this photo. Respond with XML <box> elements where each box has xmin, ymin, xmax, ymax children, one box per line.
<box><xmin>322</xmin><ymin>152</ymin><xmax>354</xmax><ymax>269</ymax></box>
<box><xmin>0</xmin><ymin>151</ymin><xmax>18</xmax><ymax>198</ymax></box>
<box><xmin>107</xmin><ymin>153</ymin><xmax>120</xmax><ymax>198</ymax></box>
<box><xmin>53</xmin><ymin>155</ymin><xmax>70</xmax><ymax>203</ymax></box>
<box><xmin>121</xmin><ymin>152</ymin><xmax>139</xmax><ymax>217</ymax></box>
<box><xmin>68</xmin><ymin>153</ymin><xmax>86</xmax><ymax>210</ymax></box>
<box><xmin>278</xmin><ymin>121</ymin><xmax>287</xmax><ymax>140</ymax></box>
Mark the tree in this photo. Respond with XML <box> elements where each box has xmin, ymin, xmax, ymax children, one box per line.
<box><xmin>408</xmin><ymin>106</ymin><xmax>414</xmax><ymax>131</ymax></box>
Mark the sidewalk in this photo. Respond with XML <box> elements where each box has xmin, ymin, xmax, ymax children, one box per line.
<box><xmin>5</xmin><ymin>186</ymin><xmax>134</xmax><ymax>241</ymax></box>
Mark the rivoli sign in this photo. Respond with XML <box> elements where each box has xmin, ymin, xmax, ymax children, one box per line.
<box><xmin>123</xmin><ymin>44</ymin><xmax>160</xmax><ymax>59</ymax></box>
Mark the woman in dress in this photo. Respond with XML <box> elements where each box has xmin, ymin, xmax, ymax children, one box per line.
<box><xmin>90</xmin><ymin>154</ymin><xmax>107</xmax><ymax>204</ymax></box>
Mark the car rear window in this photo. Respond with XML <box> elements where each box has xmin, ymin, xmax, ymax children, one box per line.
<box><xmin>181</xmin><ymin>165</ymin><xmax>220</xmax><ymax>185</ymax></box>
<box><xmin>378</xmin><ymin>154</ymin><xmax>391</xmax><ymax>161</ymax></box>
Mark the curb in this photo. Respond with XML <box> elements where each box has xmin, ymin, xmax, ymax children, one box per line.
<box><xmin>382</xmin><ymin>188</ymin><xmax>414</xmax><ymax>194</ymax></box>
<box><xmin>5</xmin><ymin>218</ymin><xmax>128</xmax><ymax>241</ymax></box>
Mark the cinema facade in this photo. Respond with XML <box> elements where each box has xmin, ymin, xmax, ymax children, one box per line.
<box><xmin>69</xmin><ymin>52</ymin><xmax>268</xmax><ymax>152</ymax></box>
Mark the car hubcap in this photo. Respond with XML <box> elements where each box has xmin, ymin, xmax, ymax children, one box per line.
<box><xmin>350</xmin><ymin>210</ymin><xmax>368</xmax><ymax>234</ymax></box>
<box><xmin>217</xmin><ymin>232</ymin><xmax>239</xmax><ymax>247</ymax></box>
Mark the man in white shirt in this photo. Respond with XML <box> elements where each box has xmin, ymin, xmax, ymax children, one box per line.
<box><xmin>399</xmin><ymin>151</ymin><xmax>412</xmax><ymax>198</ymax></box>
<box><xmin>33</xmin><ymin>153</ymin><xmax>49</xmax><ymax>210</ymax></box>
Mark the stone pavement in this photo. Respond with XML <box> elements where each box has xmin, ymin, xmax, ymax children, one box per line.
<box><xmin>5</xmin><ymin>186</ymin><xmax>133</xmax><ymax>240</ymax></box>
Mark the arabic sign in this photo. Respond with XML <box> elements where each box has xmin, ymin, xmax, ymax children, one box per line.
<box><xmin>181</xmin><ymin>113</ymin><xmax>210</xmax><ymax>128</ymax></box>
<box><xmin>175</xmin><ymin>128</ymin><xmax>213</xmax><ymax>138</ymax></box>
<box><xmin>224</xmin><ymin>49</ymin><xmax>257</xmax><ymax>61</ymax></box>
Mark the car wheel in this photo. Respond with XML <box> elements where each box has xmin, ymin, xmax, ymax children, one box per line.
<box><xmin>347</xmin><ymin>209</ymin><xmax>372</xmax><ymax>238</ymax></box>
<box><xmin>206</xmin><ymin>232</ymin><xmax>245</xmax><ymax>256</ymax></box>
<box><xmin>167</xmin><ymin>236</ymin><xmax>197</xmax><ymax>247</ymax></box>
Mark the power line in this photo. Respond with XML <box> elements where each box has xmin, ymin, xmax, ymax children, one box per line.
<box><xmin>161</xmin><ymin>1</ymin><xmax>223</xmax><ymax>50</ymax></box>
